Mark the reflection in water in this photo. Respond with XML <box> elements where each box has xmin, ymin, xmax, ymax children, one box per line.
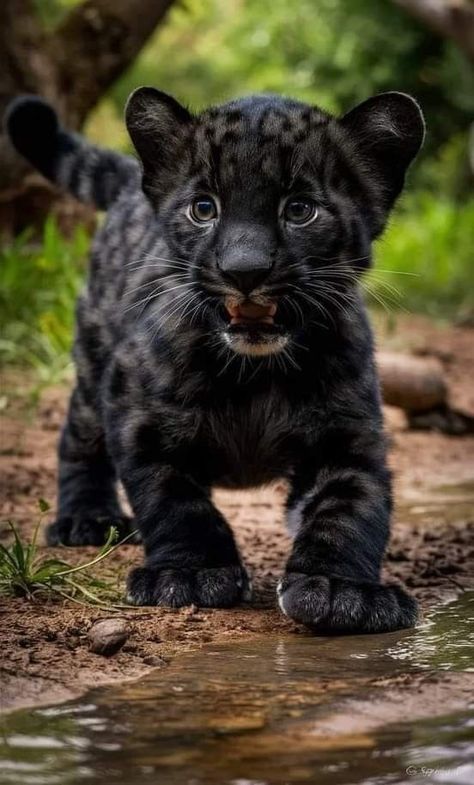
<box><xmin>387</xmin><ymin>592</ymin><xmax>474</xmax><ymax>671</ymax></box>
<box><xmin>0</xmin><ymin>594</ymin><xmax>473</xmax><ymax>785</ymax></box>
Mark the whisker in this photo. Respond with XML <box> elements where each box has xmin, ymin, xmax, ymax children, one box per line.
<box><xmin>238</xmin><ymin>355</ymin><xmax>247</xmax><ymax>384</ymax></box>
<box><xmin>142</xmin><ymin>290</ymin><xmax>195</xmax><ymax>341</ymax></box>
<box><xmin>125</xmin><ymin>264</ymin><xmax>192</xmax><ymax>275</ymax></box>
<box><xmin>304</xmin><ymin>259</ymin><xmax>419</xmax><ymax>280</ymax></box>
<box><xmin>363</xmin><ymin>276</ymin><xmax>402</xmax><ymax>300</ymax></box>
<box><xmin>282</xmin><ymin>346</ymin><xmax>301</xmax><ymax>371</ymax></box>
<box><xmin>283</xmin><ymin>295</ymin><xmax>305</xmax><ymax>328</ymax></box>
<box><xmin>304</xmin><ymin>269</ymin><xmax>405</xmax><ymax>307</ymax></box>
<box><xmin>218</xmin><ymin>347</ymin><xmax>239</xmax><ymax>377</ymax></box>
<box><xmin>159</xmin><ymin>291</ymin><xmax>197</xmax><ymax>327</ymax></box>
<box><xmin>304</xmin><ymin>254</ymin><xmax>371</xmax><ymax>266</ymax></box>
<box><xmin>126</xmin><ymin>253</ymin><xmax>195</xmax><ymax>268</ymax></box>
<box><xmin>174</xmin><ymin>292</ymin><xmax>207</xmax><ymax>331</ymax></box>
<box><xmin>372</xmin><ymin>268</ymin><xmax>419</xmax><ymax>277</ymax></box>
<box><xmin>188</xmin><ymin>296</ymin><xmax>212</xmax><ymax>328</ymax></box>
<box><xmin>245</xmin><ymin>360</ymin><xmax>263</xmax><ymax>385</ymax></box>
<box><xmin>316</xmin><ymin>291</ymin><xmax>353</xmax><ymax>320</ymax></box>
<box><xmin>303</xmin><ymin>282</ymin><xmax>356</xmax><ymax>319</ymax></box>
<box><xmin>363</xmin><ymin>282</ymin><xmax>408</xmax><ymax>313</ymax></box>
<box><xmin>123</xmin><ymin>281</ymin><xmax>192</xmax><ymax>314</ymax></box>
<box><xmin>289</xmin><ymin>285</ymin><xmax>337</xmax><ymax>328</ymax></box>
<box><xmin>124</xmin><ymin>273</ymin><xmax>191</xmax><ymax>297</ymax></box>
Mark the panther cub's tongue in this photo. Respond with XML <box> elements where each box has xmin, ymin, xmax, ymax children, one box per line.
<box><xmin>226</xmin><ymin>301</ymin><xmax>277</xmax><ymax>326</ymax></box>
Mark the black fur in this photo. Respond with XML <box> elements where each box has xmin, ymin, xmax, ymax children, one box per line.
<box><xmin>5</xmin><ymin>89</ymin><xmax>424</xmax><ymax>633</ymax></box>
<box><xmin>5</xmin><ymin>95</ymin><xmax>138</xmax><ymax>209</ymax></box>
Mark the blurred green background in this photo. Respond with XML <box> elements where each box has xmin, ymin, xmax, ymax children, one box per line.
<box><xmin>1</xmin><ymin>0</ymin><xmax>473</xmax><ymax>386</ymax></box>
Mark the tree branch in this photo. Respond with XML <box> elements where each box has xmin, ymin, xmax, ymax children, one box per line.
<box><xmin>50</xmin><ymin>0</ymin><xmax>176</xmax><ymax>126</ymax></box>
<box><xmin>393</xmin><ymin>0</ymin><xmax>474</xmax><ymax>61</ymax></box>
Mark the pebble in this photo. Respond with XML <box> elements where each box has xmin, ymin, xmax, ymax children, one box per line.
<box><xmin>142</xmin><ymin>654</ymin><xmax>166</xmax><ymax>667</ymax></box>
<box><xmin>88</xmin><ymin>618</ymin><xmax>129</xmax><ymax>657</ymax></box>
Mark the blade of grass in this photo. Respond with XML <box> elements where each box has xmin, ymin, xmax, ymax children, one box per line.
<box><xmin>9</xmin><ymin>522</ymin><xmax>27</xmax><ymax>572</ymax></box>
<box><xmin>0</xmin><ymin>542</ymin><xmax>19</xmax><ymax>570</ymax></box>
<box><xmin>62</xmin><ymin>577</ymin><xmax>122</xmax><ymax>608</ymax></box>
<box><xmin>54</xmin><ymin>528</ymin><xmax>138</xmax><ymax>577</ymax></box>
<box><xmin>50</xmin><ymin>585</ymin><xmax>110</xmax><ymax>610</ymax></box>
<box><xmin>31</xmin><ymin>559</ymin><xmax>71</xmax><ymax>583</ymax></box>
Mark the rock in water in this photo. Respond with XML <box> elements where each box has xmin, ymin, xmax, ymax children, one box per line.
<box><xmin>88</xmin><ymin>618</ymin><xmax>129</xmax><ymax>656</ymax></box>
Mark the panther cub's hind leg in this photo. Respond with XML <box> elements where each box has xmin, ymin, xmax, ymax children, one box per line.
<box><xmin>47</xmin><ymin>387</ymin><xmax>137</xmax><ymax>547</ymax></box>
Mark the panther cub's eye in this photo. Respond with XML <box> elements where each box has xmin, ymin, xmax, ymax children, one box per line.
<box><xmin>190</xmin><ymin>196</ymin><xmax>218</xmax><ymax>224</ymax></box>
<box><xmin>284</xmin><ymin>198</ymin><xmax>318</xmax><ymax>226</ymax></box>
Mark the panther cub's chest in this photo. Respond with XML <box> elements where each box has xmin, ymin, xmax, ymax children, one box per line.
<box><xmin>205</xmin><ymin>393</ymin><xmax>294</xmax><ymax>488</ymax></box>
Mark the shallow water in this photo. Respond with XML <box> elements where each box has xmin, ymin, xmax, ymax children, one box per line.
<box><xmin>396</xmin><ymin>479</ymin><xmax>474</xmax><ymax>528</ymax></box>
<box><xmin>1</xmin><ymin>593</ymin><xmax>473</xmax><ymax>785</ymax></box>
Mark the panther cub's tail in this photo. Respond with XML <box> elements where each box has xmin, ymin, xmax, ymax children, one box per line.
<box><xmin>5</xmin><ymin>96</ymin><xmax>139</xmax><ymax>210</ymax></box>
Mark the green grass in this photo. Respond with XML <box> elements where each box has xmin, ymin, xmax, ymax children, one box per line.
<box><xmin>372</xmin><ymin>194</ymin><xmax>474</xmax><ymax>320</ymax></box>
<box><xmin>0</xmin><ymin>216</ymin><xmax>89</xmax><ymax>388</ymax></box>
<box><xmin>0</xmin><ymin>500</ymin><xmax>134</xmax><ymax>607</ymax></box>
<box><xmin>0</xmin><ymin>197</ymin><xmax>471</xmax><ymax>391</ymax></box>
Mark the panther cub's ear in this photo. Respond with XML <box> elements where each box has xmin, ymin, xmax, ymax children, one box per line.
<box><xmin>125</xmin><ymin>87</ymin><xmax>193</xmax><ymax>201</ymax></box>
<box><xmin>340</xmin><ymin>92</ymin><xmax>425</xmax><ymax>225</ymax></box>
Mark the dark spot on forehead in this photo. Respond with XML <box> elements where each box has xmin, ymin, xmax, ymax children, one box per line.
<box><xmin>200</xmin><ymin>95</ymin><xmax>328</xmax><ymax>141</ymax></box>
<box><xmin>188</xmin><ymin>94</ymin><xmax>333</xmax><ymax>193</ymax></box>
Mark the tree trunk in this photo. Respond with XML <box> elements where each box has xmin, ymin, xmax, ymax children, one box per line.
<box><xmin>0</xmin><ymin>0</ymin><xmax>176</xmax><ymax>237</ymax></box>
<box><xmin>392</xmin><ymin>0</ymin><xmax>474</xmax><ymax>61</ymax></box>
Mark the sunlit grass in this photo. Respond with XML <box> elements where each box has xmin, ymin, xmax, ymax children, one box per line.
<box><xmin>0</xmin><ymin>216</ymin><xmax>88</xmax><ymax>390</ymax></box>
<box><xmin>372</xmin><ymin>194</ymin><xmax>474</xmax><ymax>320</ymax></box>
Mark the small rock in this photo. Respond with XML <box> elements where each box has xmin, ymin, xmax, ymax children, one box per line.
<box><xmin>122</xmin><ymin>642</ymin><xmax>139</xmax><ymax>653</ymax></box>
<box><xmin>423</xmin><ymin>531</ymin><xmax>440</xmax><ymax>542</ymax></box>
<box><xmin>142</xmin><ymin>654</ymin><xmax>166</xmax><ymax>667</ymax></box>
<box><xmin>66</xmin><ymin>635</ymin><xmax>80</xmax><ymax>651</ymax></box>
<box><xmin>387</xmin><ymin>549</ymin><xmax>409</xmax><ymax>562</ymax></box>
<box><xmin>88</xmin><ymin>618</ymin><xmax>129</xmax><ymax>657</ymax></box>
<box><xmin>18</xmin><ymin>636</ymin><xmax>33</xmax><ymax>648</ymax></box>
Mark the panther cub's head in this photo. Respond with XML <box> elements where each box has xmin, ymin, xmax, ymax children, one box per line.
<box><xmin>126</xmin><ymin>89</ymin><xmax>424</xmax><ymax>357</ymax></box>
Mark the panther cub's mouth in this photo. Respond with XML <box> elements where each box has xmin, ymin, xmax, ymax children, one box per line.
<box><xmin>222</xmin><ymin>297</ymin><xmax>288</xmax><ymax>356</ymax></box>
<box><xmin>225</xmin><ymin>300</ymin><xmax>277</xmax><ymax>326</ymax></box>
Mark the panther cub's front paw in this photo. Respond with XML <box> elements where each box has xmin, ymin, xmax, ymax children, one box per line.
<box><xmin>126</xmin><ymin>564</ymin><xmax>251</xmax><ymax>608</ymax></box>
<box><xmin>277</xmin><ymin>573</ymin><xmax>418</xmax><ymax>634</ymax></box>
<box><xmin>47</xmin><ymin>514</ymin><xmax>139</xmax><ymax>546</ymax></box>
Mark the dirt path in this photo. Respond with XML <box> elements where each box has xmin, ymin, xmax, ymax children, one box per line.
<box><xmin>1</xmin><ymin>315</ymin><xmax>473</xmax><ymax>714</ymax></box>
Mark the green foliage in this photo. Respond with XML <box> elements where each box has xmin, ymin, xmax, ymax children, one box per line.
<box><xmin>0</xmin><ymin>216</ymin><xmax>89</xmax><ymax>385</ymax></box>
<box><xmin>0</xmin><ymin>501</ymin><xmax>134</xmax><ymax>607</ymax></box>
<box><xmin>106</xmin><ymin>0</ymin><xmax>472</xmax><ymax>162</ymax></box>
<box><xmin>411</xmin><ymin>130</ymin><xmax>472</xmax><ymax>198</ymax></box>
<box><xmin>33</xmin><ymin>0</ymin><xmax>78</xmax><ymax>28</ymax></box>
<box><xmin>373</xmin><ymin>195</ymin><xmax>474</xmax><ymax>319</ymax></box>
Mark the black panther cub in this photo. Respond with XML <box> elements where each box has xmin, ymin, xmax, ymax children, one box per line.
<box><xmin>6</xmin><ymin>88</ymin><xmax>424</xmax><ymax>633</ymax></box>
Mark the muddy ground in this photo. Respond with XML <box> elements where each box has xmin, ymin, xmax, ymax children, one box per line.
<box><xmin>1</xmin><ymin>314</ymin><xmax>473</xmax><ymax>715</ymax></box>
